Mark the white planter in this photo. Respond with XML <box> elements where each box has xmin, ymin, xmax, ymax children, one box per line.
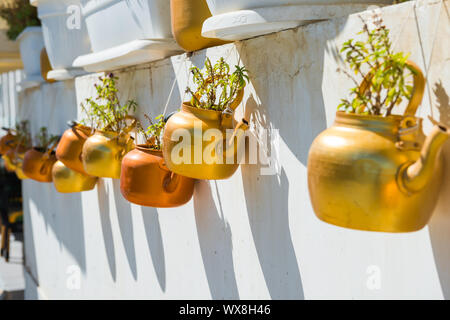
<box><xmin>16</xmin><ymin>27</ymin><xmax>45</xmax><ymax>89</ymax></box>
<box><xmin>73</xmin><ymin>0</ymin><xmax>182</xmax><ymax>72</ymax></box>
<box><xmin>31</xmin><ymin>0</ymin><xmax>92</xmax><ymax>80</ymax></box>
<box><xmin>203</xmin><ymin>0</ymin><xmax>393</xmax><ymax>41</ymax></box>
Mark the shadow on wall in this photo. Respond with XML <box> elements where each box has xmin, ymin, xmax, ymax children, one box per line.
<box><xmin>429</xmin><ymin>80</ymin><xmax>450</xmax><ymax>299</ymax></box>
<box><xmin>112</xmin><ymin>180</ymin><xmax>137</xmax><ymax>281</ymax></box>
<box><xmin>233</xmin><ymin>15</ymin><xmax>351</xmax><ymax>298</ymax></box>
<box><xmin>97</xmin><ymin>180</ymin><xmax>116</xmax><ymax>282</ymax></box>
<box><xmin>241</xmin><ymin>97</ymin><xmax>305</xmax><ymax>299</ymax></box>
<box><xmin>141</xmin><ymin>206</ymin><xmax>166</xmax><ymax>292</ymax></box>
<box><xmin>193</xmin><ymin>180</ymin><xmax>240</xmax><ymax>299</ymax></box>
<box><xmin>26</xmin><ymin>181</ymin><xmax>87</xmax><ymax>274</ymax></box>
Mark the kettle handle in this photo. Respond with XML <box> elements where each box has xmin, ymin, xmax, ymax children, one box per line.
<box><xmin>39</xmin><ymin>159</ymin><xmax>53</xmax><ymax>175</ymax></box>
<box><xmin>358</xmin><ymin>60</ymin><xmax>425</xmax><ymax>117</ymax></box>
<box><xmin>43</xmin><ymin>139</ymin><xmax>59</xmax><ymax>160</ymax></box>
<box><xmin>157</xmin><ymin>157</ymin><xmax>180</xmax><ymax>193</ymax></box>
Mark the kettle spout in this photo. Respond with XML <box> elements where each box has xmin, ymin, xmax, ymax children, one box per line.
<box><xmin>222</xmin><ymin>119</ymin><xmax>249</xmax><ymax>160</ymax></box>
<box><xmin>400</xmin><ymin>124</ymin><xmax>450</xmax><ymax>193</ymax></box>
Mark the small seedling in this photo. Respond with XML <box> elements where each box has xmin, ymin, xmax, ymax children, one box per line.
<box><xmin>338</xmin><ymin>18</ymin><xmax>414</xmax><ymax>116</ymax></box>
<box><xmin>136</xmin><ymin>114</ymin><xmax>165</xmax><ymax>150</ymax></box>
<box><xmin>185</xmin><ymin>57</ymin><xmax>249</xmax><ymax>111</ymax></box>
<box><xmin>81</xmin><ymin>73</ymin><xmax>137</xmax><ymax>133</ymax></box>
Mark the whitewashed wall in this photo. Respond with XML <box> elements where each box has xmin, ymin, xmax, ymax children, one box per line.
<box><xmin>19</xmin><ymin>0</ymin><xmax>450</xmax><ymax>299</ymax></box>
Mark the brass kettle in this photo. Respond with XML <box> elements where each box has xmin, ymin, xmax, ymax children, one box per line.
<box><xmin>81</xmin><ymin>130</ymin><xmax>135</xmax><ymax>179</ymax></box>
<box><xmin>162</xmin><ymin>100</ymin><xmax>249</xmax><ymax>180</ymax></box>
<box><xmin>308</xmin><ymin>61</ymin><xmax>450</xmax><ymax>232</ymax></box>
<box><xmin>120</xmin><ymin>145</ymin><xmax>195</xmax><ymax>207</ymax></box>
<box><xmin>52</xmin><ymin>161</ymin><xmax>97</xmax><ymax>193</ymax></box>
<box><xmin>56</xmin><ymin>122</ymin><xmax>93</xmax><ymax>175</ymax></box>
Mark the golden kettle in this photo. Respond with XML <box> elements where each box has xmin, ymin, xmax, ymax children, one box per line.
<box><xmin>52</xmin><ymin>161</ymin><xmax>97</xmax><ymax>193</ymax></box>
<box><xmin>81</xmin><ymin>130</ymin><xmax>135</xmax><ymax>179</ymax></box>
<box><xmin>307</xmin><ymin>61</ymin><xmax>449</xmax><ymax>233</ymax></box>
<box><xmin>162</xmin><ymin>101</ymin><xmax>249</xmax><ymax>180</ymax></box>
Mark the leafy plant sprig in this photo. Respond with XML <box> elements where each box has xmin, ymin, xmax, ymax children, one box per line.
<box><xmin>338</xmin><ymin>18</ymin><xmax>414</xmax><ymax>116</ymax></box>
<box><xmin>0</xmin><ymin>0</ymin><xmax>40</xmax><ymax>40</ymax></box>
<box><xmin>136</xmin><ymin>114</ymin><xmax>165</xmax><ymax>150</ymax></box>
<box><xmin>12</xmin><ymin>120</ymin><xmax>31</xmax><ymax>148</ymax></box>
<box><xmin>81</xmin><ymin>73</ymin><xmax>137</xmax><ymax>133</ymax></box>
<box><xmin>185</xmin><ymin>57</ymin><xmax>249</xmax><ymax>111</ymax></box>
<box><xmin>34</xmin><ymin>127</ymin><xmax>58</xmax><ymax>151</ymax></box>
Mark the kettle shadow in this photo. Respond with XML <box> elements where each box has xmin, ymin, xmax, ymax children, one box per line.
<box><xmin>112</xmin><ymin>179</ymin><xmax>138</xmax><ymax>281</ymax></box>
<box><xmin>97</xmin><ymin>179</ymin><xmax>117</xmax><ymax>282</ymax></box>
<box><xmin>53</xmin><ymin>192</ymin><xmax>86</xmax><ymax>272</ymax></box>
<box><xmin>242</xmin><ymin>163</ymin><xmax>305</xmax><ymax>299</ymax></box>
<box><xmin>428</xmin><ymin>80</ymin><xmax>450</xmax><ymax>299</ymax></box>
<box><xmin>141</xmin><ymin>206</ymin><xmax>166</xmax><ymax>292</ymax></box>
<box><xmin>193</xmin><ymin>180</ymin><xmax>240</xmax><ymax>299</ymax></box>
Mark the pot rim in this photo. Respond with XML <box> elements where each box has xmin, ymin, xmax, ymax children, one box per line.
<box><xmin>181</xmin><ymin>102</ymin><xmax>224</xmax><ymax>120</ymax></box>
<box><xmin>335</xmin><ymin>111</ymin><xmax>423</xmax><ymax>128</ymax></box>
<box><xmin>93</xmin><ymin>129</ymin><xmax>132</xmax><ymax>138</ymax></box>
<box><xmin>135</xmin><ymin>144</ymin><xmax>163</xmax><ymax>156</ymax></box>
<box><xmin>71</xmin><ymin>123</ymin><xmax>94</xmax><ymax>136</ymax></box>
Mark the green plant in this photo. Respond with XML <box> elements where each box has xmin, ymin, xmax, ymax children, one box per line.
<box><xmin>34</xmin><ymin>127</ymin><xmax>58</xmax><ymax>151</ymax></box>
<box><xmin>12</xmin><ymin>120</ymin><xmax>31</xmax><ymax>148</ymax></box>
<box><xmin>185</xmin><ymin>57</ymin><xmax>249</xmax><ymax>111</ymax></box>
<box><xmin>0</xmin><ymin>0</ymin><xmax>40</xmax><ymax>41</ymax></box>
<box><xmin>338</xmin><ymin>19</ymin><xmax>414</xmax><ymax>116</ymax></box>
<box><xmin>81</xmin><ymin>73</ymin><xmax>137</xmax><ymax>133</ymax></box>
<box><xmin>136</xmin><ymin>114</ymin><xmax>165</xmax><ymax>150</ymax></box>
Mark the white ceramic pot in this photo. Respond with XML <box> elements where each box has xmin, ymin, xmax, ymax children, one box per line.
<box><xmin>206</xmin><ymin>0</ymin><xmax>392</xmax><ymax>15</ymax></box>
<box><xmin>73</xmin><ymin>0</ymin><xmax>181</xmax><ymax>72</ymax></box>
<box><xmin>16</xmin><ymin>26</ymin><xmax>45</xmax><ymax>88</ymax></box>
<box><xmin>82</xmin><ymin>0</ymin><xmax>172</xmax><ymax>52</ymax></box>
<box><xmin>203</xmin><ymin>0</ymin><xmax>392</xmax><ymax>41</ymax></box>
<box><xmin>31</xmin><ymin>0</ymin><xmax>92</xmax><ymax>80</ymax></box>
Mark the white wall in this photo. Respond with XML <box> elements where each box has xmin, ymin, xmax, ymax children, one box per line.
<box><xmin>0</xmin><ymin>70</ymin><xmax>23</xmax><ymax>129</ymax></box>
<box><xmin>18</xmin><ymin>0</ymin><xmax>450</xmax><ymax>299</ymax></box>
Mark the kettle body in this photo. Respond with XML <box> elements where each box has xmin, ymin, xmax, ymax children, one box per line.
<box><xmin>120</xmin><ymin>146</ymin><xmax>195</xmax><ymax>207</ymax></box>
